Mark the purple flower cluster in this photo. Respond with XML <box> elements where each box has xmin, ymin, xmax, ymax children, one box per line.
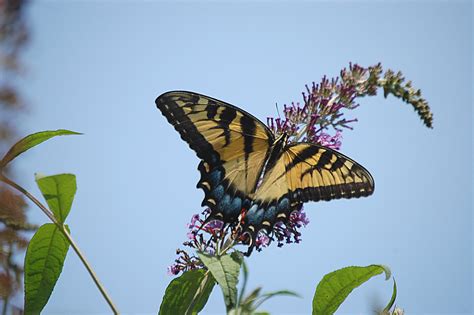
<box><xmin>183</xmin><ymin>209</ymin><xmax>225</xmax><ymax>254</ymax></box>
<box><xmin>168</xmin><ymin>209</ymin><xmax>223</xmax><ymax>275</ymax></box>
<box><xmin>315</xmin><ymin>131</ymin><xmax>343</xmax><ymax>150</ymax></box>
<box><xmin>266</xmin><ymin>63</ymin><xmax>382</xmax><ymax>149</ymax></box>
<box><xmin>273</xmin><ymin>208</ymin><xmax>310</xmax><ymax>247</ymax></box>
<box><xmin>167</xmin><ymin>249</ymin><xmax>202</xmax><ymax>276</ymax></box>
<box><xmin>246</xmin><ymin>208</ymin><xmax>310</xmax><ymax>252</ymax></box>
<box><xmin>168</xmin><ymin>207</ymin><xmax>311</xmax><ymax>274</ymax></box>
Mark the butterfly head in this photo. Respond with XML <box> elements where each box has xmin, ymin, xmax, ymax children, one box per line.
<box><xmin>273</xmin><ymin>132</ymin><xmax>288</xmax><ymax>147</ymax></box>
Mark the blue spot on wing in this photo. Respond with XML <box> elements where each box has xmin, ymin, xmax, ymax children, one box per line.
<box><xmin>211</xmin><ymin>185</ymin><xmax>224</xmax><ymax>200</ymax></box>
<box><xmin>218</xmin><ymin>194</ymin><xmax>231</xmax><ymax>213</ymax></box>
<box><xmin>277</xmin><ymin>198</ymin><xmax>290</xmax><ymax>214</ymax></box>
<box><xmin>263</xmin><ymin>205</ymin><xmax>277</xmax><ymax>221</ymax></box>
<box><xmin>246</xmin><ymin>204</ymin><xmax>264</xmax><ymax>225</ymax></box>
<box><xmin>209</xmin><ymin>169</ymin><xmax>222</xmax><ymax>186</ymax></box>
<box><xmin>230</xmin><ymin>197</ymin><xmax>242</xmax><ymax>217</ymax></box>
<box><xmin>219</xmin><ymin>195</ymin><xmax>243</xmax><ymax>219</ymax></box>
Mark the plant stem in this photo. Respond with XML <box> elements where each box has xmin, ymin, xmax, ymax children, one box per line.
<box><xmin>59</xmin><ymin>225</ymin><xmax>119</xmax><ymax>314</ymax></box>
<box><xmin>0</xmin><ymin>174</ymin><xmax>56</xmax><ymax>223</ymax></box>
<box><xmin>0</xmin><ymin>173</ymin><xmax>120</xmax><ymax>315</ymax></box>
<box><xmin>2</xmin><ymin>296</ymin><xmax>8</xmax><ymax>315</ymax></box>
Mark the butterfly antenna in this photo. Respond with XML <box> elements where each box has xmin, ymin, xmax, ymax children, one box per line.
<box><xmin>275</xmin><ymin>102</ymin><xmax>281</xmax><ymax>119</ymax></box>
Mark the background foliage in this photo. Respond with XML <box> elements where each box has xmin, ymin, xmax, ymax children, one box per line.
<box><xmin>0</xmin><ymin>1</ymin><xmax>35</xmax><ymax>313</ymax></box>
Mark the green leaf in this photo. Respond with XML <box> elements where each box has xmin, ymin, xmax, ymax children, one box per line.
<box><xmin>241</xmin><ymin>287</ymin><xmax>262</xmax><ymax>307</ymax></box>
<box><xmin>191</xmin><ymin>273</ymin><xmax>215</xmax><ymax>315</ymax></box>
<box><xmin>35</xmin><ymin>174</ymin><xmax>77</xmax><ymax>223</ymax></box>
<box><xmin>159</xmin><ymin>269</ymin><xmax>215</xmax><ymax>315</ymax></box>
<box><xmin>24</xmin><ymin>223</ymin><xmax>70</xmax><ymax>315</ymax></box>
<box><xmin>253</xmin><ymin>289</ymin><xmax>300</xmax><ymax>311</ymax></box>
<box><xmin>259</xmin><ymin>289</ymin><xmax>301</xmax><ymax>300</ymax></box>
<box><xmin>0</xmin><ymin>129</ymin><xmax>81</xmax><ymax>168</ymax></box>
<box><xmin>383</xmin><ymin>278</ymin><xmax>397</xmax><ymax>313</ymax></box>
<box><xmin>312</xmin><ymin>265</ymin><xmax>391</xmax><ymax>315</ymax></box>
<box><xmin>198</xmin><ymin>251</ymin><xmax>243</xmax><ymax>311</ymax></box>
<box><xmin>239</xmin><ymin>287</ymin><xmax>262</xmax><ymax>313</ymax></box>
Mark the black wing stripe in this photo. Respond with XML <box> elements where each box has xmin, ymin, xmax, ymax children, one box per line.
<box><xmin>156</xmin><ymin>93</ymin><xmax>215</xmax><ymax>162</ymax></box>
<box><xmin>240</xmin><ymin>114</ymin><xmax>256</xmax><ymax>159</ymax></box>
<box><xmin>285</xmin><ymin>145</ymin><xmax>320</xmax><ymax>172</ymax></box>
<box><xmin>314</xmin><ymin>150</ymin><xmax>333</xmax><ymax>169</ymax></box>
<box><xmin>218</xmin><ymin>107</ymin><xmax>237</xmax><ymax>146</ymax></box>
<box><xmin>206</xmin><ymin>104</ymin><xmax>218</xmax><ymax>119</ymax></box>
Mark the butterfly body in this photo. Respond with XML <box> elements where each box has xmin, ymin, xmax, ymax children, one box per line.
<box><xmin>156</xmin><ymin>91</ymin><xmax>374</xmax><ymax>245</ymax></box>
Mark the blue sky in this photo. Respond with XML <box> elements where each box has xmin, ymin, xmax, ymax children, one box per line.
<box><xmin>9</xmin><ymin>1</ymin><xmax>472</xmax><ymax>314</ymax></box>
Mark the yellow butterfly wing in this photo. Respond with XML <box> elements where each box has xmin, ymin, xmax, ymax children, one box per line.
<box><xmin>156</xmin><ymin>91</ymin><xmax>274</xmax><ymax>221</ymax></box>
<box><xmin>244</xmin><ymin>143</ymin><xmax>374</xmax><ymax>230</ymax></box>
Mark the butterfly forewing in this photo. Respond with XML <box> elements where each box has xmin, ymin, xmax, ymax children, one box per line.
<box><xmin>156</xmin><ymin>91</ymin><xmax>274</xmax><ymax>221</ymax></box>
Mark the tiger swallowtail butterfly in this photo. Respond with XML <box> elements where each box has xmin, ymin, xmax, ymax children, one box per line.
<box><xmin>156</xmin><ymin>91</ymin><xmax>374</xmax><ymax>248</ymax></box>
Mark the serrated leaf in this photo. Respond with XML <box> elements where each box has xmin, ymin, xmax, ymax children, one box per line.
<box><xmin>24</xmin><ymin>223</ymin><xmax>70</xmax><ymax>315</ymax></box>
<box><xmin>159</xmin><ymin>269</ymin><xmax>215</xmax><ymax>315</ymax></box>
<box><xmin>312</xmin><ymin>265</ymin><xmax>391</xmax><ymax>315</ymax></box>
<box><xmin>0</xmin><ymin>130</ymin><xmax>81</xmax><ymax>168</ymax></box>
<box><xmin>199</xmin><ymin>252</ymin><xmax>243</xmax><ymax>311</ymax></box>
<box><xmin>36</xmin><ymin>174</ymin><xmax>77</xmax><ymax>223</ymax></box>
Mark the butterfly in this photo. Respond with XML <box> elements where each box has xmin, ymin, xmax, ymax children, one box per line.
<box><xmin>156</xmin><ymin>91</ymin><xmax>374</xmax><ymax>247</ymax></box>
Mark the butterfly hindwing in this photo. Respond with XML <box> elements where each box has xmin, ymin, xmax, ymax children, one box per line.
<box><xmin>156</xmin><ymin>91</ymin><xmax>274</xmax><ymax>221</ymax></box>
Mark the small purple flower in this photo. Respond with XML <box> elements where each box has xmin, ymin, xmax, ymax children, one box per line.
<box><xmin>270</xmin><ymin>208</ymin><xmax>309</xmax><ymax>247</ymax></box>
<box><xmin>289</xmin><ymin>209</ymin><xmax>310</xmax><ymax>227</ymax></box>
<box><xmin>255</xmin><ymin>232</ymin><xmax>270</xmax><ymax>250</ymax></box>
<box><xmin>187</xmin><ymin>230</ymin><xmax>196</xmax><ymax>240</ymax></box>
<box><xmin>314</xmin><ymin>131</ymin><xmax>343</xmax><ymax>150</ymax></box>
<box><xmin>167</xmin><ymin>249</ymin><xmax>204</xmax><ymax>276</ymax></box>
<box><xmin>186</xmin><ymin>214</ymin><xmax>200</xmax><ymax>229</ymax></box>
<box><xmin>167</xmin><ymin>264</ymin><xmax>180</xmax><ymax>276</ymax></box>
<box><xmin>204</xmin><ymin>220</ymin><xmax>224</xmax><ymax>234</ymax></box>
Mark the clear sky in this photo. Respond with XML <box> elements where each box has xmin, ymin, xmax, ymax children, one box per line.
<box><xmin>8</xmin><ymin>1</ymin><xmax>472</xmax><ymax>314</ymax></box>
